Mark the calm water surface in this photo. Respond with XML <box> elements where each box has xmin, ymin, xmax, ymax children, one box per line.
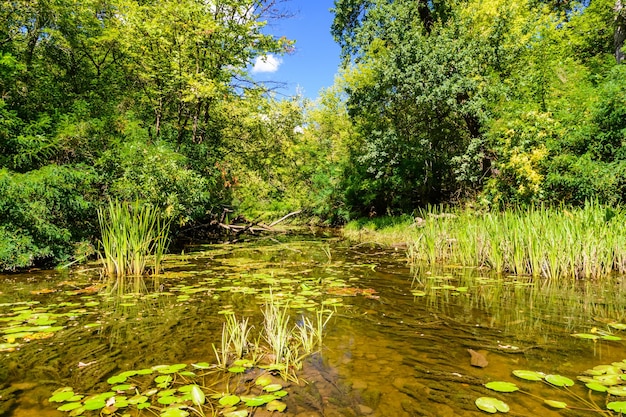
<box><xmin>2</xmin><ymin>234</ymin><xmax>626</xmax><ymax>416</ymax></box>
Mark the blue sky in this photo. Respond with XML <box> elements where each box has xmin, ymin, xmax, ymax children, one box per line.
<box><xmin>251</xmin><ymin>0</ymin><xmax>342</xmax><ymax>100</ymax></box>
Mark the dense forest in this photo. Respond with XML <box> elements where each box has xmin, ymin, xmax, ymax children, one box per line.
<box><xmin>0</xmin><ymin>0</ymin><xmax>624</xmax><ymax>271</ymax></box>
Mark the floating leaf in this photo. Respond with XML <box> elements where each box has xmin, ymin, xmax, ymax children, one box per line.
<box><xmin>266</xmin><ymin>400</ymin><xmax>287</xmax><ymax>412</ymax></box>
<box><xmin>191</xmin><ymin>362</ymin><xmax>211</xmax><ymax>369</ymax></box>
<box><xmin>544</xmin><ymin>400</ymin><xmax>567</xmax><ymax>409</ymax></box>
<box><xmin>255</xmin><ymin>375</ymin><xmax>273</xmax><ymax>387</ymax></box>
<box><xmin>219</xmin><ymin>395</ymin><xmax>240</xmax><ymax>407</ymax></box>
<box><xmin>485</xmin><ymin>381</ymin><xmax>519</xmax><ymax>393</ymax></box>
<box><xmin>57</xmin><ymin>402</ymin><xmax>82</xmax><ymax>411</ymax></box>
<box><xmin>160</xmin><ymin>408</ymin><xmax>190</xmax><ymax>417</ymax></box>
<box><xmin>545</xmin><ymin>375</ymin><xmax>574</xmax><ymax>387</ymax></box>
<box><xmin>586</xmin><ymin>382</ymin><xmax>608</xmax><ymax>392</ymax></box>
<box><xmin>601</xmin><ymin>335</ymin><xmax>622</xmax><ymax>341</ymax></box>
<box><xmin>593</xmin><ymin>374</ymin><xmax>621</xmax><ymax>386</ymax></box>
<box><xmin>475</xmin><ymin>397</ymin><xmax>510</xmax><ymax>413</ymax></box>
<box><xmin>83</xmin><ymin>399</ymin><xmax>106</xmax><ymax>410</ymax></box>
<box><xmin>50</xmin><ymin>390</ymin><xmax>76</xmax><ymax>402</ymax></box>
<box><xmin>512</xmin><ymin>370</ymin><xmax>544</xmax><ymax>381</ymax></box>
<box><xmin>608</xmin><ymin>402</ymin><xmax>626</xmax><ymax>413</ymax></box>
<box><xmin>106</xmin><ymin>375</ymin><xmax>127</xmax><ymax>384</ymax></box>
<box><xmin>263</xmin><ymin>383</ymin><xmax>283</xmax><ymax>393</ymax></box>
<box><xmin>609</xmin><ymin>323</ymin><xmax>626</xmax><ymax>330</ymax></box>
<box><xmin>190</xmin><ymin>385</ymin><xmax>205</xmax><ymax>406</ymax></box>
<box><xmin>223</xmin><ymin>411</ymin><xmax>248</xmax><ymax>417</ymax></box>
<box><xmin>228</xmin><ymin>366</ymin><xmax>245</xmax><ymax>373</ymax></box>
<box><xmin>608</xmin><ymin>386</ymin><xmax>626</xmax><ymax>397</ymax></box>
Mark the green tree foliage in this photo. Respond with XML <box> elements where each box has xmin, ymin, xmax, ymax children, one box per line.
<box><xmin>331</xmin><ymin>0</ymin><xmax>626</xmax><ymax>212</ymax></box>
<box><xmin>0</xmin><ymin>0</ymin><xmax>293</xmax><ymax>270</ymax></box>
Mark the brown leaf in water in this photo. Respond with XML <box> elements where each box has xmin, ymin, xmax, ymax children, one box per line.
<box><xmin>468</xmin><ymin>349</ymin><xmax>488</xmax><ymax>368</ymax></box>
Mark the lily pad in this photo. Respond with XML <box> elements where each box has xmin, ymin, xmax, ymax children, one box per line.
<box><xmin>219</xmin><ymin>394</ymin><xmax>240</xmax><ymax>407</ymax></box>
<box><xmin>585</xmin><ymin>382</ymin><xmax>609</xmax><ymax>392</ymax></box>
<box><xmin>263</xmin><ymin>383</ymin><xmax>283</xmax><ymax>393</ymax></box>
<box><xmin>255</xmin><ymin>375</ymin><xmax>273</xmax><ymax>387</ymax></box>
<box><xmin>106</xmin><ymin>375</ymin><xmax>127</xmax><ymax>384</ymax></box>
<box><xmin>57</xmin><ymin>402</ymin><xmax>83</xmax><ymax>411</ymax></box>
<box><xmin>223</xmin><ymin>410</ymin><xmax>248</xmax><ymax>417</ymax></box>
<box><xmin>475</xmin><ymin>397</ymin><xmax>510</xmax><ymax>413</ymax></box>
<box><xmin>545</xmin><ymin>375</ymin><xmax>574</xmax><ymax>387</ymax></box>
<box><xmin>266</xmin><ymin>399</ymin><xmax>287</xmax><ymax>412</ymax></box>
<box><xmin>191</xmin><ymin>362</ymin><xmax>211</xmax><ymax>369</ymax></box>
<box><xmin>485</xmin><ymin>381</ymin><xmax>519</xmax><ymax>393</ymax></box>
<box><xmin>160</xmin><ymin>408</ymin><xmax>190</xmax><ymax>417</ymax></box>
<box><xmin>512</xmin><ymin>370</ymin><xmax>544</xmax><ymax>381</ymax></box>
<box><xmin>608</xmin><ymin>401</ymin><xmax>626</xmax><ymax>413</ymax></box>
<box><xmin>607</xmin><ymin>386</ymin><xmax>626</xmax><ymax>397</ymax></box>
<box><xmin>544</xmin><ymin>400</ymin><xmax>567</xmax><ymax>409</ymax></box>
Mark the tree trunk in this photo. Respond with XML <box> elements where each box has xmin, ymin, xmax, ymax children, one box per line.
<box><xmin>616</xmin><ymin>0</ymin><xmax>625</xmax><ymax>64</ymax></box>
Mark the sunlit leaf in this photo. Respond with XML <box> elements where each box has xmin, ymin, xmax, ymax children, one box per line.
<box><xmin>512</xmin><ymin>370</ymin><xmax>544</xmax><ymax>381</ymax></box>
<box><xmin>585</xmin><ymin>382</ymin><xmax>608</xmax><ymax>392</ymax></box>
<box><xmin>266</xmin><ymin>400</ymin><xmax>287</xmax><ymax>412</ymax></box>
<box><xmin>608</xmin><ymin>401</ymin><xmax>626</xmax><ymax>413</ymax></box>
<box><xmin>485</xmin><ymin>381</ymin><xmax>519</xmax><ymax>393</ymax></box>
<box><xmin>190</xmin><ymin>385</ymin><xmax>205</xmax><ymax>406</ymax></box>
<box><xmin>57</xmin><ymin>402</ymin><xmax>82</xmax><ymax>411</ymax></box>
<box><xmin>608</xmin><ymin>386</ymin><xmax>626</xmax><ymax>397</ymax></box>
<box><xmin>544</xmin><ymin>400</ymin><xmax>567</xmax><ymax>409</ymax></box>
<box><xmin>219</xmin><ymin>395</ymin><xmax>240</xmax><ymax>407</ymax></box>
<box><xmin>545</xmin><ymin>375</ymin><xmax>574</xmax><ymax>387</ymax></box>
<box><xmin>475</xmin><ymin>397</ymin><xmax>510</xmax><ymax>413</ymax></box>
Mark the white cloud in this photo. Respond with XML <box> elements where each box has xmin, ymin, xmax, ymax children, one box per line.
<box><xmin>252</xmin><ymin>54</ymin><xmax>282</xmax><ymax>73</ymax></box>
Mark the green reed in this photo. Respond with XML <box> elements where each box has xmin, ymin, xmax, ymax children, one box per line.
<box><xmin>97</xmin><ymin>200</ymin><xmax>171</xmax><ymax>278</ymax></box>
<box><xmin>405</xmin><ymin>202</ymin><xmax>626</xmax><ymax>280</ymax></box>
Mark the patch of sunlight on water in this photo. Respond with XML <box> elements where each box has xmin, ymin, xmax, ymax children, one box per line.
<box><xmin>1</xmin><ymin>234</ymin><xmax>626</xmax><ymax>416</ymax></box>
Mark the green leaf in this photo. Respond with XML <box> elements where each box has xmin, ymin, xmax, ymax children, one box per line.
<box><xmin>571</xmin><ymin>333</ymin><xmax>599</xmax><ymax>340</ymax></box>
<box><xmin>223</xmin><ymin>411</ymin><xmax>248</xmax><ymax>417</ymax></box>
<box><xmin>544</xmin><ymin>400</ymin><xmax>567</xmax><ymax>409</ymax></box>
<box><xmin>254</xmin><ymin>375</ymin><xmax>273</xmax><ymax>387</ymax></box>
<box><xmin>608</xmin><ymin>401</ymin><xmax>626</xmax><ymax>413</ymax></box>
<box><xmin>475</xmin><ymin>397</ymin><xmax>510</xmax><ymax>413</ymax></box>
<box><xmin>585</xmin><ymin>382</ymin><xmax>608</xmax><ymax>392</ymax></box>
<box><xmin>219</xmin><ymin>395</ymin><xmax>240</xmax><ymax>407</ymax></box>
<box><xmin>607</xmin><ymin>386</ymin><xmax>626</xmax><ymax>397</ymax></box>
<box><xmin>50</xmin><ymin>390</ymin><xmax>76</xmax><ymax>402</ymax></box>
<box><xmin>262</xmin><ymin>383</ymin><xmax>283</xmax><ymax>392</ymax></box>
<box><xmin>57</xmin><ymin>402</ymin><xmax>83</xmax><ymax>411</ymax></box>
<box><xmin>190</xmin><ymin>385</ymin><xmax>205</xmax><ymax>406</ymax></box>
<box><xmin>512</xmin><ymin>370</ymin><xmax>544</xmax><ymax>381</ymax></box>
<box><xmin>266</xmin><ymin>400</ymin><xmax>287</xmax><ymax>412</ymax></box>
<box><xmin>544</xmin><ymin>375</ymin><xmax>574</xmax><ymax>387</ymax></box>
<box><xmin>106</xmin><ymin>375</ymin><xmax>127</xmax><ymax>384</ymax></box>
<box><xmin>485</xmin><ymin>381</ymin><xmax>519</xmax><ymax>393</ymax></box>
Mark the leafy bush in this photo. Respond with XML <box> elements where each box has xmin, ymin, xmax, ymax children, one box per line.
<box><xmin>0</xmin><ymin>164</ymin><xmax>96</xmax><ymax>271</ymax></box>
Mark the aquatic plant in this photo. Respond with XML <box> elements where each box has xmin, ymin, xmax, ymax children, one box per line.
<box><xmin>476</xmin><ymin>360</ymin><xmax>626</xmax><ymax>415</ymax></box>
<box><xmin>49</xmin><ymin>362</ymin><xmax>289</xmax><ymax>417</ymax></box>
<box><xmin>262</xmin><ymin>294</ymin><xmax>292</xmax><ymax>365</ymax></box>
<box><xmin>98</xmin><ymin>200</ymin><xmax>171</xmax><ymax>278</ymax></box>
<box><xmin>349</xmin><ymin>203</ymin><xmax>626</xmax><ymax>280</ymax></box>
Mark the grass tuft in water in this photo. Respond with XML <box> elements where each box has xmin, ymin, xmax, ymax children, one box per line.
<box><xmin>346</xmin><ymin>202</ymin><xmax>626</xmax><ymax>280</ymax></box>
<box><xmin>97</xmin><ymin>200</ymin><xmax>171</xmax><ymax>278</ymax></box>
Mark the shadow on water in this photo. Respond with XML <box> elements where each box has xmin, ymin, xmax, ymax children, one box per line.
<box><xmin>1</xmin><ymin>235</ymin><xmax>626</xmax><ymax>416</ymax></box>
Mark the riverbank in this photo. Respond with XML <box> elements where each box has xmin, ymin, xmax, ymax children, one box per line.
<box><xmin>342</xmin><ymin>204</ymin><xmax>626</xmax><ymax>280</ymax></box>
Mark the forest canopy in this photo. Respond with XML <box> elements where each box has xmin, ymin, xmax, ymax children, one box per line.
<box><xmin>0</xmin><ymin>0</ymin><xmax>625</xmax><ymax>270</ymax></box>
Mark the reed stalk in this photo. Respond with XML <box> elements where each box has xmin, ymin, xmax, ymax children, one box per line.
<box><xmin>97</xmin><ymin>200</ymin><xmax>171</xmax><ymax>278</ymax></box>
<box><xmin>402</xmin><ymin>202</ymin><xmax>626</xmax><ymax>280</ymax></box>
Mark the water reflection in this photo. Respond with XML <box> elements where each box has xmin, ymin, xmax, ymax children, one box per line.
<box><xmin>0</xmin><ymin>237</ymin><xmax>626</xmax><ymax>416</ymax></box>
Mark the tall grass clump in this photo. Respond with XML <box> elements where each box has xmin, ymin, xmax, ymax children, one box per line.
<box><xmin>407</xmin><ymin>202</ymin><xmax>626</xmax><ymax>280</ymax></box>
<box><xmin>98</xmin><ymin>200</ymin><xmax>171</xmax><ymax>278</ymax></box>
